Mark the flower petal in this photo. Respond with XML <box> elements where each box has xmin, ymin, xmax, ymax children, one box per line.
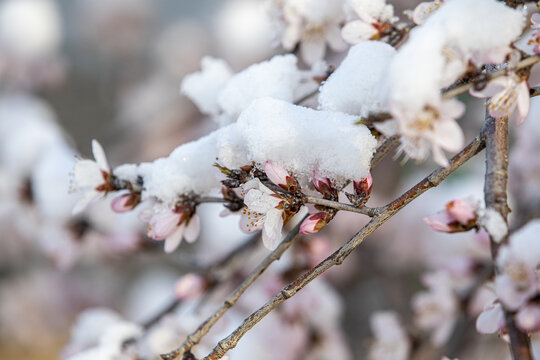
<box><xmin>184</xmin><ymin>214</ymin><xmax>200</xmax><ymax>243</ymax></box>
<box><xmin>469</xmin><ymin>76</ymin><xmax>512</xmax><ymax>98</ymax></box>
<box><xmin>262</xmin><ymin>208</ymin><xmax>284</xmax><ymax>250</ymax></box>
<box><xmin>476</xmin><ymin>302</ymin><xmax>504</xmax><ymax>334</ymax></box>
<box><xmin>74</xmin><ymin>160</ymin><xmax>103</xmax><ymax>188</ymax></box>
<box><xmin>515</xmin><ymin>81</ymin><xmax>530</xmax><ymax>124</ymax></box>
<box><xmin>91</xmin><ymin>139</ymin><xmax>110</xmax><ymax>172</ymax></box>
<box><xmin>72</xmin><ymin>190</ymin><xmax>101</xmax><ymax>215</ymax></box>
<box><xmin>164</xmin><ymin>224</ymin><xmax>185</xmax><ymax>253</ymax></box>
<box><xmin>433</xmin><ymin>119</ymin><xmax>464</xmax><ymax>152</ymax></box>
<box><xmin>264</xmin><ymin>161</ymin><xmax>289</xmax><ymax>187</ymax></box>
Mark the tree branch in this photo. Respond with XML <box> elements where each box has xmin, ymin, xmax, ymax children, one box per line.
<box><xmin>201</xmin><ymin>132</ymin><xmax>486</xmax><ymax>360</ymax></box>
<box><xmin>483</xmin><ymin>113</ymin><xmax>533</xmax><ymax>360</ymax></box>
<box><xmin>160</xmin><ymin>215</ymin><xmax>307</xmax><ymax>360</ymax></box>
<box><xmin>304</xmin><ymin>196</ymin><xmax>378</xmax><ymax>216</ymax></box>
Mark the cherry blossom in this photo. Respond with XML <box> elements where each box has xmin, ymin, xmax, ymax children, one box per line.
<box><xmin>424</xmin><ymin>198</ymin><xmax>478</xmax><ymax>233</ymax></box>
<box><xmin>341</xmin><ymin>0</ymin><xmax>396</xmax><ymax>45</ymax></box>
<box><xmin>140</xmin><ymin>205</ymin><xmax>200</xmax><ymax>253</ymax></box>
<box><xmin>476</xmin><ymin>300</ymin><xmax>505</xmax><ymax>334</ymax></box>
<box><xmin>411</xmin><ymin>1</ymin><xmax>443</xmax><ymax>25</ymax></box>
<box><xmin>516</xmin><ymin>304</ymin><xmax>540</xmax><ymax>332</ymax></box>
<box><xmin>470</xmin><ymin>73</ymin><xmax>530</xmax><ymax>124</ymax></box>
<box><xmin>268</xmin><ymin>0</ymin><xmax>347</xmax><ymax>65</ymax></box>
<box><xmin>72</xmin><ymin>140</ymin><xmax>113</xmax><ymax>215</ymax></box>
<box><xmin>393</xmin><ymin>99</ymin><xmax>465</xmax><ymax>167</ymax></box>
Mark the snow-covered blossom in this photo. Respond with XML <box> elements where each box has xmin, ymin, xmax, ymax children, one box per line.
<box><xmin>470</xmin><ymin>73</ymin><xmax>530</xmax><ymax>124</ymax></box>
<box><xmin>412</xmin><ymin>271</ymin><xmax>458</xmax><ymax>345</ymax></box>
<box><xmin>72</xmin><ymin>140</ymin><xmax>113</xmax><ymax>215</ymax></box>
<box><xmin>174</xmin><ymin>273</ymin><xmax>208</xmax><ymax>300</ymax></box>
<box><xmin>265</xmin><ymin>161</ymin><xmax>298</xmax><ymax>192</ymax></box>
<box><xmin>393</xmin><ymin>99</ymin><xmax>465</xmax><ymax>167</ymax></box>
<box><xmin>341</xmin><ymin>0</ymin><xmax>397</xmax><ymax>44</ymax></box>
<box><xmin>267</xmin><ymin>0</ymin><xmax>347</xmax><ymax>65</ymax></box>
<box><xmin>476</xmin><ymin>300</ymin><xmax>505</xmax><ymax>334</ymax></box>
<box><xmin>368</xmin><ymin>311</ymin><xmax>410</xmax><ymax>360</ymax></box>
<box><xmin>140</xmin><ymin>205</ymin><xmax>200</xmax><ymax>253</ymax></box>
<box><xmin>424</xmin><ymin>198</ymin><xmax>478</xmax><ymax>233</ymax></box>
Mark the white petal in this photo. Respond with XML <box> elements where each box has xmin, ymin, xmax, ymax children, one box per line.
<box><xmin>239</xmin><ymin>208</ymin><xmax>264</xmax><ymax>234</ymax></box>
<box><xmin>469</xmin><ymin>77</ymin><xmax>512</xmax><ymax>98</ymax></box>
<box><xmin>341</xmin><ymin>20</ymin><xmax>377</xmax><ymax>45</ymax></box>
<box><xmin>164</xmin><ymin>225</ymin><xmax>185</xmax><ymax>253</ymax></box>
<box><xmin>432</xmin><ymin>145</ymin><xmax>450</xmax><ymax>168</ymax></box>
<box><xmin>92</xmin><ymin>139</ymin><xmax>110</xmax><ymax>172</ymax></box>
<box><xmin>412</xmin><ymin>2</ymin><xmax>439</xmax><ymax>25</ymax></box>
<box><xmin>262</xmin><ymin>208</ymin><xmax>284</xmax><ymax>250</ymax></box>
<box><xmin>433</xmin><ymin>120</ymin><xmax>464</xmax><ymax>152</ymax></box>
<box><xmin>325</xmin><ymin>24</ymin><xmax>348</xmax><ymax>52</ymax></box>
<box><xmin>515</xmin><ymin>82</ymin><xmax>530</xmax><ymax>124</ymax></box>
<box><xmin>244</xmin><ymin>189</ymin><xmax>281</xmax><ymax>214</ymax></box>
<box><xmin>476</xmin><ymin>303</ymin><xmax>503</xmax><ymax>334</ymax></box>
<box><xmin>74</xmin><ymin>160</ymin><xmax>103</xmax><ymax>188</ymax></box>
<box><xmin>300</xmin><ymin>36</ymin><xmax>326</xmax><ymax>66</ymax></box>
<box><xmin>184</xmin><ymin>214</ymin><xmax>200</xmax><ymax>243</ymax></box>
<box><xmin>72</xmin><ymin>190</ymin><xmax>101</xmax><ymax>215</ymax></box>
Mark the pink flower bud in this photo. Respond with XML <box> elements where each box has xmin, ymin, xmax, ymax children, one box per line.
<box><xmin>353</xmin><ymin>173</ymin><xmax>373</xmax><ymax>198</ymax></box>
<box><xmin>264</xmin><ymin>161</ymin><xmax>297</xmax><ymax>191</ymax></box>
<box><xmin>312</xmin><ymin>169</ymin><xmax>332</xmax><ymax>194</ymax></box>
<box><xmin>424</xmin><ymin>212</ymin><xmax>454</xmax><ymax>233</ymax></box>
<box><xmin>111</xmin><ymin>193</ymin><xmax>137</xmax><ymax>213</ymax></box>
<box><xmin>300</xmin><ymin>212</ymin><xmax>328</xmax><ymax>234</ymax></box>
<box><xmin>445</xmin><ymin>199</ymin><xmax>476</xmax><ymax>225</ymax></box>
<box><xmin>174</xmin><ymin>273</ymin><xmax>207</xmax><ymax>300</ymax></box>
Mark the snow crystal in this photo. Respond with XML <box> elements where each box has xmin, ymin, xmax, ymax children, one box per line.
<box><xmin>318</xmin><ymin>41</ymin><xmax>396</xmax><ymax>117</ymax></box>
<box><xmin>138</xmin><ymin>131</ymin><xmax>223</xmax><ymax>204</ymax></box>
<box><xmin>217</xmin><ymin>54</ymin><xmax>302</xmax><ymax>120</ymax></box>
<box><xmin>180</xmin><ymin>57</ymin><xmax>232</xmax><ymax>116</ymax></box>
<box><xmin>234</xmin><ymin>97</ymin><xmax>377</xmax><ymax>182</ymax></box>
<box><xmin>481</xmin><ymin>208</ymin><xmax>508</xmax><ymax>244</ymax></box>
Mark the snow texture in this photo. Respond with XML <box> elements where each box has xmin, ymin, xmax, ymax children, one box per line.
<box><xmin>389</xmin><ymin>0</ymin><xmax>524</xmax><ymax>114</ymax></box>
<box><xmin>232</xmin><ymin>97</ymin><xmax>377</xmax><ymax>182</ymax></box>
<box><xmin>318</xmin><ymin>41</ymin><xmax>396</xmax><ymax>117</ymax></box>
<box><xmin>482</xmin><ymin>208</ymin><xmax>508</xmax><ymax>244</ymax></box>
<box><xmin>180</xmin><ymin>57</ymin><xmax>233</xmax><ymax>116</ymax></box>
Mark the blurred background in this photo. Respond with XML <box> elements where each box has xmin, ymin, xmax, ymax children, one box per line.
<box><xmin>1</xmin><ymin>0</ymin><xmax>538</xmax><ymax>359</ymax></box>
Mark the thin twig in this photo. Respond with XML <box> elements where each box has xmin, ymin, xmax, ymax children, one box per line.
<box><xmin>483</xmin><ymin>113</ymin><xmax>533</xmax><ymax>360</ymax></box>
<box><xmin>530</xmin><ymin>86</ymin><xmax>540</xmax><ymax>98</ymax></box>
<box><xmin>141</xmin><ymin>233</ymin><xmax>261</xmax><ymax>330</ymax></box>
<box><xmin>202</xmin><ymin>132</ymin><xmax>486</xmax><ymax>360</ymax></box>
<box><xmin>160</xmin><ymin>215</ymin><xmax>307</xmax><ymax>360</ymax></box>
<box><xmin>304</xmin><ymin>196</ymin><xmax>378</xmax><ymax>216</ymax></box>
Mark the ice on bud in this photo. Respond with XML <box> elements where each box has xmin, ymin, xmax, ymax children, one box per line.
<box><xmin>174</xmin><ymin>273</ymin><xmax>207</xmax><ymax>300</ymax></box>
<box><xmin>300</xmin><ymin>212</ymin><xmax>329</xmax><ymax>234</ymax></box>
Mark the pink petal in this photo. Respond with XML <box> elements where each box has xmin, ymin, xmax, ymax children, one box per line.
<box><xmin>164</xmin><ymin>224</ymin><xmax>185</xmax><ymax>253</ymax></box>
<box><xmin>516</xmin><ymin>304</ymin><xmax>540</xmax><ymax>332</ymax></box>
<box><xmin>424</xmin><ymin>212</ymin><xmax>453</xmax><ymax>232</ymax></box>
<box><xmin>312</xmin><ymin>168</ymin><xmax>332</xmax><ymax>193</ymax></box>
<box><xmin>111</xmin><ymin>194</ymin><xmax>133</xmax><ymax>213</ymax></box>
<box><xmin>264</xmin><ymin>161</ymin><xmax>289</xmax><ymax>187</ymax></box>
<box><xmin>476</xmin><ymin>302</ymin><xmax>504</xmax><ymax>334</ymax></box>
<box><xmin>184</xmin><ymin>214</ymin><xmax>200</xmax><ymax>243</ymax></box>
<box><xmin>341</xmin><ymin>20</ymin><xmax>377</xmax><ymax>45</ymax></box>
<box><xmin>174</xmin><ymin>273</ymin><xmax>206</xmax><ymax>300</ymax></box>
<box><xmin>91</xmin><ymin>139</ymin><xmax>110</xmax><ymax>172</ymax></box>
<box><xmin>299</xmin><ymin>213</ymin><xmax>324</xmax><ymax>234</ymax></box>
<box><xmin>148</xmin><ymin>210</ymin><xmax>182</xmax><ymax>240</ymax></box>
<box><xmin>446</xmin><ymin>199</ymin><xmax>476</xmax><ymax>225</ymax></box>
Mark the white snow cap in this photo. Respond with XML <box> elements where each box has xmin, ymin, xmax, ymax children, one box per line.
<box><xmin>318</xmin><ymin>41</ymin><xmax>396</xmax><ymax>117</ymax></box>
<box><xmin>389</xmin><ymin>0</ymin><xmax>524</xmax><ymax>113</ymax></box>
<box><xmin>233</xmin><ymin>97</ymin><xmax>377</xmax><ymax>182</ymax></box>
<box><xmin>180</xmin><ymin>57</ymin><xmax>233</xmax><ymax>116</ymax></box>
<box><xmin>138</xmin><ymin>130</ymin><xmax>223</xmax><ymax>204</ymax></box>
<box><xmin>217</xmin><ymin>54</ymin><xmax>302</xmax><ymax>121</ymax></box>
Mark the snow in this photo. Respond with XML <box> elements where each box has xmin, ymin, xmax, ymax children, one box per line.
<box><xmin>481</xmin><ymin>208</ymin><xmax>508</xmax><ymax>244</ymax></box>
<box><xmin>138</xmin><ymin>131</ymin><xmax>222</xmax><ymax>204</ymax></box>
<box><xmin>318</xmin><ymin>41</ymin><xmax>396</xmax><ymax>117</ymax></box>
<box><xmin>180</xmin><ymin>57</ymin><xmax>233</xmax><ymax>116</ymax></box>
<box><xmin>217</xmin><ymin>54</ymin><xmax>302</xmax><ymax>121</ymax></box>
<box><xmin>113</xmin><ymin>164</ymin><xmax>140</xmax><ymax>184</ymax></box>
<box><xmin>389</xmin><ymin>0</ymin><xmax>524</xmax><ymax>114</ymax></box>
<box><xmin>234</xmin><ymin>97</ymin><xmax>377</xmax><ymax>183</ymax></box>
